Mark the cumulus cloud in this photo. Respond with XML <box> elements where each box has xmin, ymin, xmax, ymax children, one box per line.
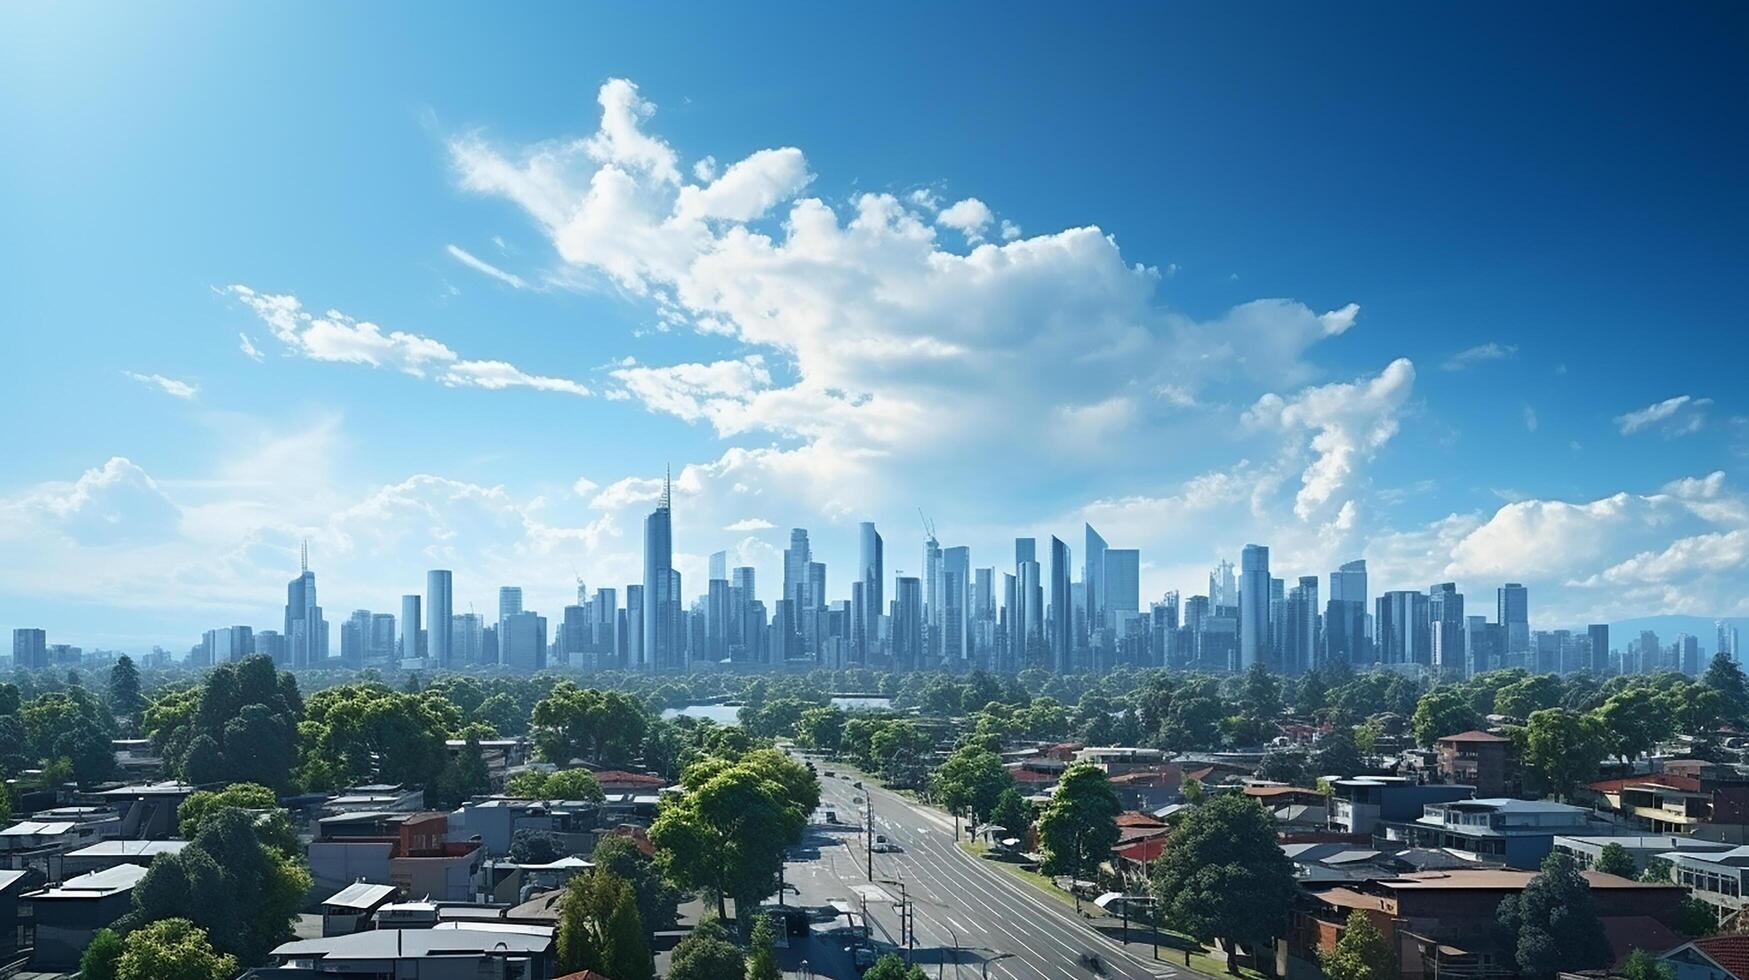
<box><xmin>1441</xmin><ymin>342</ymin><xmax>1517</xmax><ymax>371</ymax></box>
<box><xmin>936</xmin><ymin>197</ymin><xmax>994</xmax><ymax>242</ymax></box>
<box><xmin>125</xmin><ymin>372</ymin><xmax>198</xmax><ymax>400</ymax></box>
<box><xmin>225</xmin><ymin>285</ymin><xmax>589</xmax><ymax>397</ymax></box>
<box><xmin>723</xmin><ymin>517</ymin><xmax>775</xmax><ymax>531</ymax></box>
<box><xmin>446</xmin><ymin>244</ymin><xmax>529</xmax><ymax>289</ymax></box>
<box><xmin>1244</xmin><ymin>358</ymin><xmax>1416</xmax><ymax>522</ymax></box>
<box><xmin>1616</xmin><ymin>395</ymin><xmax>1711</xmax><ymax>437</ymax></box>
<box><xmin>238</xmin><ymin>333</ymin><xmax>265</xmax><ymax>362</ymax></box>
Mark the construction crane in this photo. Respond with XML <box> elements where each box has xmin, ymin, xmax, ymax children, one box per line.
<box><xmin>917</xmin><ymin>508</ymin><xmax>937</xmax><ymax>543</ymax></box>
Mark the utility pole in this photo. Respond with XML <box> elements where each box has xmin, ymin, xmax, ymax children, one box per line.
<box><xmin>881</xmin><ymin>877</ymin><xmax>913</xmax><ymax>963</ymax></box>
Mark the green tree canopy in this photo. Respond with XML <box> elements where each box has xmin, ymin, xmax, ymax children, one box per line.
<box><xmin>80</xmin><ymin>927</ymin><xmax>124</xmax><ymax>980</ymax></box>
<box><xmin>990</xmin><ymin>786</ymin><xmax>1034</xmax><ymax>838</ymax></box>
<box><xmin>746</xmin><ymin>913</ymin><xmax>781</xmax><ymax>980</ymax></box>
<box><xmin>114</xmin><ymin>918</ymin><xmax>238</xmax><ymax>980</ymax></box>
<box><xmin>666</xmin><ymin>919</ymin><xmax>745</xmax><ymax>980</ymax></box>
<box><xmin>108</xmin><ymin>654</ymin><xmax>144</xmax><ymax>726</ymax></box>
<box><xmin>1593</xmin><ymin>842</ymin><xmax>1637</xmax><ymax>878</ymax></box>
<box><xmin>590</xmin><ymin>833</ymin><xmax>682</xmax><ymax>934</ymax></box>
<box><xmin>176</xmin><ymin>782</ymin><xmax>297</xmax><ymax>858</ymax></box>
<box><xmin>1595</xmin><ymin>687</ymin><xmax>1674</xmax><ymax>760</ymax></box>
<box><xmin>1703</xmin><ymin>652</ymin><xmax>1749</xmax><ymax>722</ymax></box>
<box><xmin>931</xmin><ymin>745</ymin><xmax>1014</xmax><ymax>825</ymax></box>
<box><xmin>1497</xmin><ymin>852</ymin><xmax>1609</xmax><ymax>976</ymax></box>
<box><xmin>531</xmin><ymin>683</ymin><xmax>649</xmax><ymax>766</ymax></box>
<box><xmin>1522</xmin><ymin>708</ymin><xmax>1608</xmax><ymax>801</ymax></box>
<box><xmin>863</xmin><ymin>954</ymin><xmax>930</xmax><ymax>980</ymax></box>
<box><xmin>1312</xmin><ymin>726</ymin><xmax>1365</xmax><ymax>778</ymax></box>
<box><xmin>794</xmin><ymin>704</ymin><xmax>847</xmax><ymax>753</ymax></box>
<box><xmin>651</xmin><ymin>755</ymin><xmax>807</xmax><ymax>919</ymax></box>
<box><xmin>1318</xmin><ymin>909</ymin><xmax>1397</xmax><ymax>980</ymax></box>
<box><xmin>1412</xmin><ymin>687</ymin><xmax>1483</xmax><ymax>746</ymax></box>
<box><xmin>1149</xmin><ymin>794</ymin><xmax>1297</xmax><ymax>975</ymax></box>
<box><xmin>1037</xmin><ymin>762</ymin><xmax>1120</xmax><ymax>879</ymax></box>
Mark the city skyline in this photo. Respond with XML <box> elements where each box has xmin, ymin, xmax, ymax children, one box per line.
<box><xmin>4</xmin><ymin>6</ymin><xmax>1748</xmax><ymax>648</ymax></box>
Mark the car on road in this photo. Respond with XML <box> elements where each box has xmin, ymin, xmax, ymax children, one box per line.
<box><xmin>823</xmin><ymin>769</ymin><xmax>836</xmax><ymax>778</ymax></box>
<box><xmin>874</xmin><ymin>833</ymin><xmax>888</xmax><ymax>843</ymax></box>
<box><xmin>853</xmin><ymin>780</ymin><xmax>864</xmax><ymax>788</ymax></box>
<box><xmin>824</xmin><ymin>809</ymin><xmax>839</xmax><ymax>824</ymax></box>
<box><xmin>851</xmin><ymin>946</ymin><xmax>879</xmax><ymax>973</ymax></box>
<box><xmin>871</xmin><ymin>841</ymin><xmax>901</xmax><ymax>853</ymax></box>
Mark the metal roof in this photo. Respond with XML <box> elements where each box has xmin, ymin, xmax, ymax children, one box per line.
<box><xmin>323</xmin><ymin>881</ymin><xmax>400</xmax><ymax>910</ymax></box>
<box><xmin>272</xmin><ymin>927</ymin><xmax>551</xmax><ymax>960</ymax></box>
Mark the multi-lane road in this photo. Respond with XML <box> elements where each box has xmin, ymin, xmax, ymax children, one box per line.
<box><xmin>775</xmin><ymin>753</ymin><xmax>1182</xmax><ymax>980</ymax></box>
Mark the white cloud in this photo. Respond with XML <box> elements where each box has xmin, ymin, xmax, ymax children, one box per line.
<box><xmin>1244</xmin><ymin>358</ymin><xmax>1416</xmax><ymax>523</ymax></box>
<box><xmin>238</xmin><ymin>333</ymin><xmax>264</xmax><ymax>362</ymax></box>
<box><xmin>225</xmin><ymin>285</ymin><xmax>589</xmax><ymax>397</ymax></box>
<box><xmin>723</xmin><ymin>517</ymin><xmax>775</xmax><ymax>531</ymax></box>
<box><xmin>571</xmin><ymin>476</ymin><xmax>599</xmax><ymax>497</ymax></box>
<box><xmin>1000</xmin><ymin>220</ymin><xmax>1022</xmax><ymax>242</ymax></box>
<box><xmin>1441</xmin><ymin>342</ymin><xmax>1517</xmax><ymax>371</ymax></box>
<box><xmin>125</xmin><ymin>372</ymin><xmax>198</xmax><ymax>400</ymax></box>
<box><xmin>609</xmin><ymin>356</ymin><xmax>774</xmax><ymax>432</ymax></box>
<box><xmin>1616</xmin><ymin>395</ymin><xmax>1711</xmax><ymax>437</ymax></box>
<box><xmin>936</xmin><ymin>197</ymin><xmax>994</xmax><ymax>242</ymax></box>
<box><xmin>446</xmin><ymin>244</ymin><xmax>529</xmax><ymax>289</ymax></box>
<box><xmin>1523</xmin><ymin>405</ymin><xmax>1538</xmax><ymax>432</ymax></box>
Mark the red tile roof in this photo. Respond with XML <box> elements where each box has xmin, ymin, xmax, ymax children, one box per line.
<box><xmin>1114</xmin><ymin>837</ymin><xmax>1168</xmax><ymax>863</ymax></box>
<box><xmin>592</xmin><ymin>770</ymin><xmax>665</xmax><ymax>787</ymax></box>
<box><xmin>1687</xmin><ymin>935</ymin><xmax>1749</xmax><ymax>980</ymax></box>
<box><xmin>1116</xmin><ymin>811</ymin><xmax>1167</xmax><ymax>827</ymax></box>
<box><xmin>1244</xmin><ymin>785</ymin><xmax>1321</xmax><ymax>798</ymax></box>
<box><xmin>1011</xmin><ymin>768</ymin><xmax>1060</xmax><ymax>784</ymax></box>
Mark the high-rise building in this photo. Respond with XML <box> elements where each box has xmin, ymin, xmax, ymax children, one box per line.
<box><xmin>370</xmin><ymin>613</ymin><xmax>396</xmax><ymax>663</ymax></box>
<box><xmin>1428</xmin><ymin>583</ymin><xmax>1465</xmax><ymax>678</ymax></box>
<box><xmin>942</xmin><ymin>545</ymin><xmax>971</xmax><ymax>667</ymax></box>
<box><xmin>1465</xmin><ymin>616</ymin><xmax>1502</xmax><ymax>676</ymax></box>
<box><xmin>1239</xmin><ymin>545</ymin><xmax>1270</xmax><ymax>671</ymax></box>
<box><xmin>1018</xmin><ymin>559</ymin><xmax>1042</xmax><ymax>667</ymax></box>
<box><xmin>254</xmin><ymin>630</ymin><xmax>286</xmax><ymax>665</ymax></box>
<box><xmin>1209</xmin><ymin>559</ymin><xmax>1237</xmax><ymax>609</ymax></box>
<box><xmin>782</xmin><ymin>528</ymin><xmax>810</xmax><ymax>657</ymax></box>
<box><xmin>1377</xmin><ymin>590</ymin><xmax>1431</xmax><ymax>665</ymax></box>
<box><xmin>894</xmin><ymin>576</ymin><xmax>923</xmax><ymax>671</ymax></box>
<box><xmin>708</xmin><ymin>550</ymin><xmax>727</xmax><ymax>583</ymax></box>
<box><xmin>1589</xmin><ymin>624</ymin><xmax>1611</xmax><ymax>674</ymax></box>
<box><xmin>1324</xmin><ymin>559</ymin><xmax>1368</xmax><ymax>665</ymax></box>
<box><xmin>1497</xmin><ymin>583</ymin><xmax>1530</xmax><ymax>663</ymax></box>
<box><xmin>1102</xmin><ymin>549</ymin><xmax>1139</xmax><ymax>621</ymax></box>
<box><xmin>427</xmin><ymin>570</ymin><xmax>454</xmax><ymax>667</ymax></box>
<box><xmin>857</xmin><ymin>522</ymin><xmax>883</xmax><ymax>663</ymax></box>
<box><xmin>923</xmin><ymin>531</ymin><xmax>944</xmax><ymax>663</ymax></box>
<box><xmin>501</xmin><ymin>610</ymin><xmax>547</xmax><ymax>671</ymax></box>
<box><xmin>1284</xmin><ymin>576</ymin><xmax>1319</xmax><ymax>674</ymax></box>
<box><xmin>285</xmin><ymin>542</ymin><xmax>327</xmax><ymax>668</ymax></box>
<box><xmin>341</xmin><ymin>611</ymin><xmax>370</xmax><ymax>668</ymax></box>
<box><xmin>1049</xmin><ymin>536</ymin><xmax>1072</xmax><ymax>671</ymax></box>
<box><xmin>12</xmin><ymin>628</ymin><xmax>46</xmax><ymax>670</ymax></box>
<box><xmin>496</xmin><ymin>584</ymin><xmax>522</xmax><ymax>666</ymax></box>
<box><xmin>625</xmin><ymin>584</ymin><xmax>644</xmax><ymax>667</ymax></box>
<box><xmin>643</xmin><ymin>474</ymin><xmax>678</xmax><ymax>671</ymax></box>
<box><xmin>1718</xmin><ymin>621</ymin><xmax>1740</xmax><ymax>662</ymax></box>
<box><xmin>452</xmin><ymin>612</ymin><xmax>484</xmax><ymax>664</ymax></box>
<box><xmin>1084</xmin><ymin>523</ymin><xmax>1108</xmax><ymax>635</ymax></box>
<box><xmin>400</xmin><ymin>594</ymin><xmax>422</xmax><ymax>661</ymax></box>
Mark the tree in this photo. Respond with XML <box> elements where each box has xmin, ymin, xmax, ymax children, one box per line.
<box><xmin>108</xmin><ymin>654</ymin><xmax>143</xmax><ymax>727</ymax></box>
<box><xmin>176</xmin><ymin>782</ymin><xmax>298</xmax><ymax>858</ymax></box>
<box><xmin>1240</xmin><ymin>663</ymin><xmax>1284</xmax><ymax>721</ymax></box>
<box><xmin>555</xmin><ymin>870</ymin><xmax>606</xmax><ymax>974</ymax></box>
<box><xmin>1412</xmin><ymin>688</ymin><xmax>1482</xmax><ymax>746</ymax></box>
<box><xmin>601</xmin><ymin>878</ymin><xmax>654</xmax><ymax>980</ymax></box>
<box><xmin>1593</xmin><ymin>842</ymin><xmax>1637</xmax><ymax>878</ymax></box>
<box><xmin>863</xmin><ymin>954</ymin><xmax>930</xmax><ymax>980</ymax></box>
<box><xmin>1496</xmin><ymin>674</ymin><xmax>1564</xmax><ymax>720</ymax></box>
<box><xmin>590</xmin><ymin>833</ymin><xmax>681</xmax><ymax>933</ymax></box>
<box><xmin>651</xmin><ymin>758</ymin><xmax>806</xmax><ymax>919</ymax></box>
<box><xmin>124</xmin><ymin>808</ymin><xmax>310</xmax><ymax>964</ymax></box>
<box><xmin>21</xmin><ymin>686</ymin><xmax>118</xmax><ymax>785</ymax></box>
<box><xmin>544</xmin><ymin>768</ymin><xmax>606</xmax><ymax>801</ymax></box>
<box><xmin>667</xmin><ymin>919</ymin><xmax>745</xmax><ymax>980</ymax></box>
<box><xmin>1676</xmin><ymin>896</ymin><xmax>1718</xmax><ymax>937</ymax></box>
<box><xmin>1161</xmin><ymin>696</ymin><xmax>1223</xmax><ymax>750</ymax></box>
<box><xmin>869</xmin><ymin>721</ymin><xmax>933</xmax><ymax>786</ymax></box>
<box><xmin>1037</xmin><ymin>763</ymin><xmax>1120</xmax><ymax>879</ymax></box>
<box><xmin>504</xmin><ymin>769</ymin><xmax>552</xmax><ymax>798</ymax></box>
<box><xmin>747</xmin><ymin>913</ymin><xmax>781</xmax><ymax>980</ymax></box>
<box><xmin>114</xmin><ymin>918</ymin><xmax>238</xmax><ymax>980</ymax></box>
<box><xmin>1704</xmin><ymin>651</ymin><xmax>1749</xmax><ymax>722</ymax></box>
<box><xmin>429</xmin><ymin>733</ymin><xmax>494</xmax><ymax>809</ymax></box>
<box><xmin>1595</xmin><ymin>688</ymin><xmax>1674</xmax><ymax>760</ymax></box>
<box><xmin>1149</xmin><ymin>794</ymin><xmax>1297</xmax><ymax>974</ymax></box>
<box><xmin>148</xmin><ymin>656</ymin><xmax>301</xmax><ymax>791</ymax></box>
<box><xmin>1258</xmin><ymin>750</ymin><xmax>1312</xmax><ymax>787</ymax></box>
<box><xmin>931</xmin><ymin>746</ymin><xmax>1014</xmax><ymax>825</ymax></box>
<box><xmin>531</xmin><ymin>684</ymin><xmax>649</xmax><ymax>766</ymax></box>
<box><xmin>81</xmin><ymin>927</ymin><xmax>124</xmax><ymax>980</ymax></box>
<box><xmin>990</xmin><ymin>787</ymin><xmax>1034</xmax><ymax>838</ymax></box>
<box><xmin>510</xmin><ymin>829</ymin><xmax>563</xmax><ymax>865</ymax></box>
<box><xmin>1313</xmin><ymin>726</ymin><xmax>1365</xmax><ymax>778</ymax></box>
<box><xmin>794</xmin><ymin>704</ymin><xmax>847</xmax><ymax>754</ymax></box>
<box><xmin>1496</xmin><ymin>851</ymin><xmax>1609</xmax><ymax>976</ymax></box>
<box><xmin>1522</xmin><ymin>708</ymin><xmax>1607</xmax><ymax>801</ymax></box>
<box><xmin>1319</xmin><ymin>909</ymin><xmax>1396</xmax><ymax>980</ymax></box>
<box><xmin>1640</xmin><ymin>857</ymin><xmax>1674</xmax><ymax>883</ymax></box>
<box><xmin>1620</xmin><ymin>948</ymin><xmax>1676</xmax><ymax>980</ymax></box>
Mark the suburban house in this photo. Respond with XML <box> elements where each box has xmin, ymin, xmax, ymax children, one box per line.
<box><xmin>22</xmin><ymin>863</ymin><xmax>149</xmax><ymax>970</ymax></box>
<box><xmin>1387</xmin><ymin>798</ymin><xmax>1606</xmax><ymax>869</ymax></box>
<box><xmin>1325</xmin><ymin>777</ymin><xmax>1473</xmax><ymax>837</ymax></box>
<box><xmin>1434</xmin><ymin>731</ymin><xmax>1514</xmax><ymax>797</ymax></box>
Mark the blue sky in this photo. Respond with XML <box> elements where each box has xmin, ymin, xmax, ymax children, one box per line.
<box><xmin>2</xmin><ymin>4</ymin><xmax>1745</xmax><ymax>650</ymax></box>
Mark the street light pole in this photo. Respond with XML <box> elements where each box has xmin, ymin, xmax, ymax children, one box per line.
<box><xmin>866</xmin><ymin>792</ymin><xmax>875</xmax><ymax>881</ymax></box>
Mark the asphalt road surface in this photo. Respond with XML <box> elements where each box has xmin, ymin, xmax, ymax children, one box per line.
<box><xmin>776</xmin><ymin>755</ymin><xmax>1182</xmax><ymax>980</ymax></box>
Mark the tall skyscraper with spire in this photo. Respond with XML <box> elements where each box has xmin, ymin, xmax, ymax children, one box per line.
<box><xmin>642</xmin><ymin>469</ymin><xmax>678</xmax><ymax>671</ymax></box>
<box><xmin>856</xmin><ymin>521</ymin><xmax>883</xmax><ymax>663</ymax></box>
<box><xmin>284</xmin><ymin>541</ymin><xmax>327</xmax><ymax>668</ymax></box>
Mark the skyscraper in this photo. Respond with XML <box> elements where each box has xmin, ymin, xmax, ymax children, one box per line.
<box><xmin>1428</xmin><ymin>583</ymin><xmax>1465</xmax><ymax>678</ymax></box>
<box><xmin>1284</xmin><ymin>575</ymin><xmax>1319</xmax><ymax>674</ymax></box>
<box><xmin>1209</xmin><ymin>559</ymin><xmax>1237</xmax><ymax>609</ymax></box>
<box><xmin>857</xmin><ymin>522</ymin><xmax>883</xmax><ymax>663</ymax></box>
<box><xmin>782</xmin><ymin>527</ymin><xmax>810</xmax><ymax>657</ymax></box>
<box><xmin>1377</xmin><ymin>590</ymin><xmax>1431</xmax><ymax>665</ymax></box>
<box><xmin>1239</xmin><ymin>545</ymin><xmax>1270</xmax><ymax>671</ymax></box>
<box><xmin>923</xmin><ymin>531</ymin><xmax>944</xmax><ymax>664</ymax></box>
<box><xmin>1589</xmin><ymin>623</ymin><xmax>1611</xmax><ymax>674</ymax></box>
<box><xmin>709</xmin><ymin>550</ymin><xmax>727</xmax><ymax>583</ymax></box>
<box><xmin>894</xmin><ymin>576</ymin><xmax>923</xmax><ymax>671</ymax></box>
<box><xmin>1049</xmin><ymin>536</ymin><xmax>1072</xmax><ymax>672</ymax></box>
<box><xmin>643</xmin><ymin>474</ymin><xmax>678</xmax><ymax>671</ymax></box>
<box><xmin>942</xmin><ymin>545</ymin><xmax>971</xmax><ymax>666</ymax></box>
<box><xmin>285</xmin><ymin>542</ymin><xmax>326</xmax><ymax>668</ymax></box>
<box><xmin>1324</xmin><ymin>559</ymin><xmax>1368</xmax><ymax>665</ymax></box>
<box><xmin>12</xmin><ymin>628</ymin><xmax>46</xmax><ymax>670</ymax></box>
<box><xmin>1498</xmin><ymin>583</ymin><xmax>1530</xmax><ymax>663</ymax></box>
<box><xmin>1102</xmin><ymin>549</ymin><xmax>1140</xmax><ymax>621</ymax></box>
<box><xmin>400</xmin><ymin>594</ymin><xmax>422</xmax><ymax>661</ymax></box>
<box><xmin>1084</xmin><ymin>523</ymin><xmax>1108</xmax><ymax>635</ymax></box>
<box><xmin>427</xmin><ymin>570</ymin><xmax>454</xmax><ymax>668</ymax></box>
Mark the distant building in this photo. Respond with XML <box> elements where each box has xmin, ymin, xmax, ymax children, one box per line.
<box><xmin>427</xmin><ymin>570</ymin><xmax>454</xmax><ymax>668</ymax></box>
<box><xmin>11</xmin><ymin>628</ymin><xmax>46</xmax><ymax>670</ymax></box>
<box><xmin>1435</xmin><ymin>730</ymin><xmax>1513</xmax><ymax>797</ymax></box>
<box><xmin>1240</xmin><ymin>544</ymin><xmax>1270</xmax><ymax>670</ymax></box>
